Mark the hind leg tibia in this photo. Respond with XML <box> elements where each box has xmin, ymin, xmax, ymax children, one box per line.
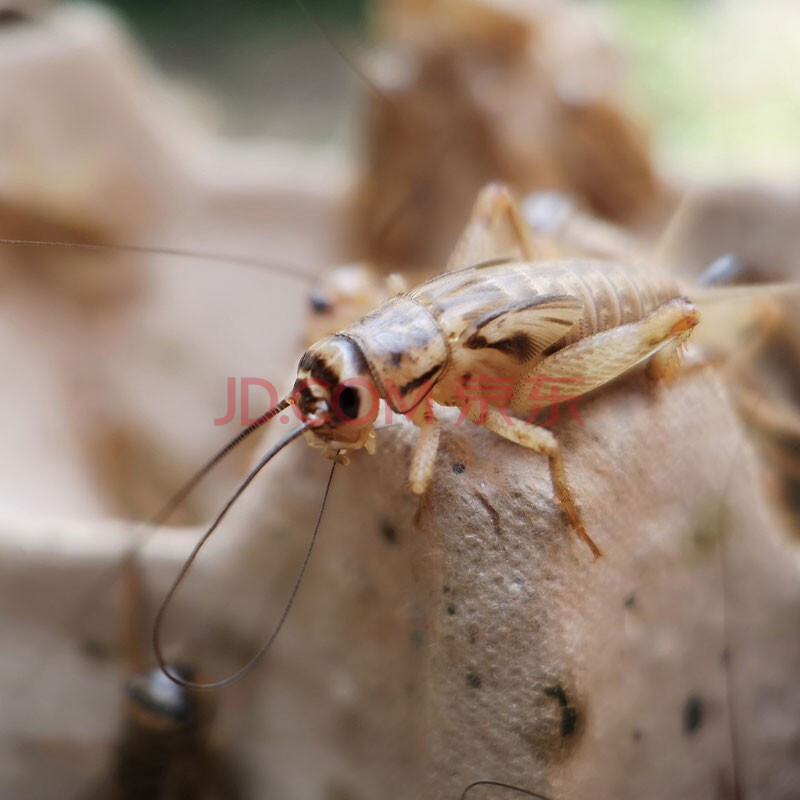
<box><xmin>446</xmin><ymin>183</ymin><xmax>548</xmax><ymax>270</ymax></box>
<box><xmin>474</xmin><ymin>406</ymin><xmax>602</xmax><ymax>559</ymax></box>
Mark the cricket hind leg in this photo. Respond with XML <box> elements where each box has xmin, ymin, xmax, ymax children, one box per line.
<box><xmin>474</xmin><ymin>406</ymin><xmax>602</xmax><ymax>559</ymax></box>
<box><xmin>408</xmin><ymin>299</ymin><xmax>700</xmax><ymax>548</ymax></box>
<box><xmin>446</xmin><ymin>183</ymin><xmax>552</xmax><ymax>271</ymax></box>
<box><xmin>649</xmin><ymin>252</ymin><xmax>777</xmax><ymax>385</ymax></box>
<box><xmin>509</xmin><ymin>297</ymin><xmax>702</xmax><ymax>412</ymax></box>
<box><xmin>492</xmin><ymin>297</ymin><xmax>702</xmax><ymax>557</ymax></box>
<box><xmin>646</xmin><ymin>325</ymin><xmax>696</xmax><ymax>383</ymax></box>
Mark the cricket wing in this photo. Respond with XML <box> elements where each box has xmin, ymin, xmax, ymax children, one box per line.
<box><xmin>459</xmin><ymin>294</ymin><xmax>583</xmax><ymax>364</ymax></box>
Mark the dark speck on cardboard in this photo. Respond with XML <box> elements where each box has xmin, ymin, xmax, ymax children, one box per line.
<box><xmin>380</xmin><ymin>520</ymin><xmax>398</xmax><ymax>544</ymax></box>
<box><xmin>683</xmin><ymin>694</ymin><xmax>703</xmax><ymax>733</ymax></box>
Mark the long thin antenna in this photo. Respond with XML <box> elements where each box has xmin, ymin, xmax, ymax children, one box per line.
<box><xmin>460</xmin><ymin>780</ymin><xmax>554</xmax><ymax>800</ymax></box>
<box><xmin>52</xmin><ymin>399</ymin><xmax>292</xmax><ymax>655</ymax></box>
<box><xmin>292</xmin><ymin>0</ymin><xmax>463</xmax><ymax>257</ymax></box>
<box><xmin>718</xmin><ymin>502</ymin><xmax>744</xmax><ymax>800</ymax></box>
<box><xmin>154</xmin><ymin>425</ymin><xmax>336</xmax><ymax>690</ymax></box>
<box><xmin>651</xmin><ymin>186</ymin><xmax>701</xmax><ymax>270</ymax></box>
<box><xmin>692</xmin><ymin>378</ymin><xmax>769</xmax><ymax>800</ymax></box>
<box><xmin>293</xmin><ymin>0</ymin><xmax>393</xmax><ymax>106</ymax></box>
<box><xmin>150</xmin><ymin>399</ymin><xmax>292</xmax><ymax>527</ymax></box>
<box><xmin>712</xmin><ymin>391</ymin><xmax>764</xmax><ymax>800</ymax></box>
<box><xmin>0</xmin><ymin>238</ymin><xmax>316</xmax><ymax>282</ymax></box>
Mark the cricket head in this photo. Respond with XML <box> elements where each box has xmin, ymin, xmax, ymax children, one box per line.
<box><xmin>292</xmin><ymin>335</ymin><xmax>380</xmax><ymax>454</ymax></box>
<box><xmin>125</xmin><ymin>665</ymin><xmax>199</xmax><ymax>731</ymax></box>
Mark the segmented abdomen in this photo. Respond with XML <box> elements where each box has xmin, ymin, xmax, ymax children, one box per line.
<box><xmin>554</xmin><ymin>261</ymin><xmax>680</xmax><ymax>345</ymax></box>
<box><xmin>411</xmin><ymin>260</ymin><xmax>682</xmax><ymax>348</ymax></box>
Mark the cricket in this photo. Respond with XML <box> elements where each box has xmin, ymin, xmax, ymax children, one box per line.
<box><xmin>86</xmin><ymin>561</ymin><xmax>241</xmax><ymax>800</ymax></box>
<box><xmin>0</xmin><ymin>1</ymin><xmax>798</xmax><ymax>799</ymax></box>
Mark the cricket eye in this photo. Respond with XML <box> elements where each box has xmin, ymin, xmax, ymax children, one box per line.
<box><xmin>337</xmin><ymin>385</ymin><xmax>360</xmax><ymax>421</ymax></box>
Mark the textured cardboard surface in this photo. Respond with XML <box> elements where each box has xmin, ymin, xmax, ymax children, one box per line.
<box><xmin>10</xmin><ymin>364</ymin><xmax>797</xmax><ymax>799</ymax></box>
<box><xmin>2</xmin><ymin>334</ymin><xmax>799</xmax><ymax>800</ymax></box>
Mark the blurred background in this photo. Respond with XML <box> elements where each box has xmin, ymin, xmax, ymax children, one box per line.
<box><xmin>89</xmin><ymin>0</ymin><xmax>800</xmax><ymax>176</ymax></box>
<box><xmin>0</xmin><ymin>0</ymin><xmax>798</xmax><ymax>798</ymax></box>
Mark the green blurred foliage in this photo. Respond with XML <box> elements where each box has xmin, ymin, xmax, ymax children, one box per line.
<box><xmin>607</xmin><ymin>0</ymin><xmax>800</xmax><ymax>178</ymax></box>
<box><xmin>68</xmin><ymin>0</ymin><xmax>371</xmax><ymax>140</ymax></box>
<box><xmin>92</xmin><ymin>0</ymin><xmax>369</xmax><ymax>33</ymax></box>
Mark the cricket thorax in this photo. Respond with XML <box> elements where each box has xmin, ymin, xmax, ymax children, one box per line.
<box><xmin>342</xmin><ymin>296</ymin><xmax>451</xmax><ymax>414</ymax></box>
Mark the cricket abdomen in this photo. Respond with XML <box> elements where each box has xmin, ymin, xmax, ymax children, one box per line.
<box><xmin>411</xmin><ymin>259</ymin><xmax>681</xmax><ymax>349</ymax></box>
<box><xmin>559</xmin><ymin>261</ymin><xmax>681</xmax><ymax>343</ymax></box>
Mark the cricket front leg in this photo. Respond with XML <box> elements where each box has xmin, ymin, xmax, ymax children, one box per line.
<box><xmin>408</xmin><ymin>403</ymin><xmax>442</xmax><ymax>496</ymax></box>
<box><xmin>474</xmin><ymin>406</ymin><xmax>603</xmax><ymax>559</ymax></box>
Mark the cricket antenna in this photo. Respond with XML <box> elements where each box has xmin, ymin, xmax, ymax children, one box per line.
<box><xmin>0</xmin><ymin>237</ymin><xmax>317</xmax><ymax>283</ymax></box>
<box><xmin>151</xmin><ymin>398</ymin><xmax>292</xmax><ymax>526</ymax></box>
<box><xmin>291</xmin><ymin>0</ymin><xmax>454</xmax><ymax>253</ymax></box>
<box><xmin>712</xmin><ymin>395</ymin><xmax>761</xmax><ymax>800</ymax></box>
<box><xmin>49</xmin><ymin>398</ymin><xmax>293</xmax><ymax>655</ymax></box>
<box><xmin>154</xmin><ymin>424</ymin><xmax>337</xmax><ymax>690</ymax></box>
<box><xmin>293</xmin><ymin>0</ymin><xmax>396</xmax><ymax>108</ymax></box>
<box><xmin>460</xmin><ymin>780</ymin><xmax>554</xmax><ymax>800</ymax></box>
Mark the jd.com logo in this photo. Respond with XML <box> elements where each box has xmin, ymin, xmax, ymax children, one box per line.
<box><xmin>214</xmin><ymin>375</ymin><xmax>586</xmax><ymax>428</ymax></box>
